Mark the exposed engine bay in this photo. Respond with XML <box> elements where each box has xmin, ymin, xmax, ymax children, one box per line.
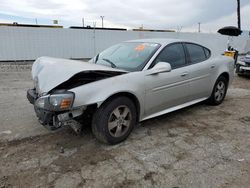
<box><xmin>52</xmin><ymin>70</ymin><xmax>126</xmax><ymax>91</ymax></box>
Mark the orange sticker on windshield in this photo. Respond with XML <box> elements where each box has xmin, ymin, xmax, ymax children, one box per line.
<box><xmin>135</xmin><ymin>44</ymin><xmax>145</xmax><ymax>51</ymax></box>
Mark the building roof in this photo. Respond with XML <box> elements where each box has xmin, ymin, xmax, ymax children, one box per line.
<box><xmin>0</xmin><ymin>23</ymin><xmax>63</xmax><ymax>28</ymax></box>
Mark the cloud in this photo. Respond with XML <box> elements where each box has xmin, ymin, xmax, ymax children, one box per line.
<box><xmin>0</xmin><ymin>0</ymin><xmax>249</xmax><ymax>31</ymax></box>
<box><xmin>0</xmin><ymin>0</ymin><xmax>87</xmax><ymax>25</ymax></box>
<box><xmin>0</xmin><ymin>18</ymin><xmax>12</xmax><ymax>23</ymax></box>
<box><xmin>183</xmin><ymin>3</ymin><xmax>250</xmax><ymax>33</ymax></box>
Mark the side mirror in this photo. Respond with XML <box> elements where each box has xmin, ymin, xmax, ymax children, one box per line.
<box><xmin>147</xmin><ymin>62</ymin><xmax>172</xmax><ymax>75</ymax></box>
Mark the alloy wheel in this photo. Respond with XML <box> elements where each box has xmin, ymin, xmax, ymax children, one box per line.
<box><xmin>214</xmin><ymin>81</ymin><xmax>226</xmax><ymax>102</ymax></box>
<box><xmin>108</xmin><ymin>105</ymin><xmax>132</xmax><ymax>137</ymax></box>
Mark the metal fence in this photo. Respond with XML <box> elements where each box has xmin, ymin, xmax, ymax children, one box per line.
<box><xmin>0</xmin><ymin>26</ymin><xmax>249</xmax><ymax>61</ymax></box>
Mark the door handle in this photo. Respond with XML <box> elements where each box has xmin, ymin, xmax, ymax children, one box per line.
<box><xmin>181</xmin><ymin>72</ymin><xmax>189</xmax><ymax>77</ymax></box>
<box><xmin>211</xmin><ymin>65</ymin><xmax>215</xmax><ymax>69</ymax></box>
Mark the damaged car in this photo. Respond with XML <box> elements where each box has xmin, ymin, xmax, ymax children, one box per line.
<box><xmin>27</xmin><ymin>39</ymin><xmax>235</xmax><ymax>144</ymax></box>
<box><xmin>236</xmin><ymin>52</ymin><xmax>250</xmax><ymax>76</ymax></box>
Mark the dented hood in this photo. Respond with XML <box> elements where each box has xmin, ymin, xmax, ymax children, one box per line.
<box><xmin>32</xmin><ymin>57</ymin><xmax>126</xmax><ymax>94</ymax></box>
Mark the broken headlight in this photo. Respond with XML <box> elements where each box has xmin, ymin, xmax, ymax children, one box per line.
<box><xmin>35</xmin><ymin>92</ymin><xmax>74</xmax><ymax>111</ymax></box>
<box><xmin>35</xmin><ymin>96</ymin><xmax>47</xmax><ymax>109</ymax></box>
<box><xmin>49</xmin><ymin>93</ymin><xmax>74</xmax><ymax>111</ymax></box>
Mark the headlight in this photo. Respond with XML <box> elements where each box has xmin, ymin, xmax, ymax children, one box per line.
<box><xmin>49</xmin><ymin>93</ymin><xmax>74</xmax><ymax>110</ymax></box>
<box><xmin>35</xmin><ymin>96</ymin><xmax>46</xmax><ymax>108</ymax></box>
<box><xmin>34</xmin><ymin>92</ymin><xmax>74</xmax><ymax>111</ymax></box>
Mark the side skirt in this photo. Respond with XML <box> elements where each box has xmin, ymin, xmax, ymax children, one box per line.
<box><xmin>141</xmin><ymin>97</ymin><xmax>208</xmax><ymax>121</ymax></box>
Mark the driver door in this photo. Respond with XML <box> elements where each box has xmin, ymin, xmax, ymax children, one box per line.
<box><xmin>144</xmin><ymin>43</ymin><xmax>191</xmax><ymax>118</ymax></box>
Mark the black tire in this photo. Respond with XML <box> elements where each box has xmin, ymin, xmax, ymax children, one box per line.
<box><xmin>235</xmin><ymin>64</ymin><xmax>241</xmax><ymax>73</ymax></box>
<box><xmin>237</xmin><ymin>73</ymin><xmax>244</xmax><ymax>77</ymax></box>
<box><xmin>236</xmin><ymin>64</ymin><xmax>243</xmax><ymax>76</ymax></box>
<box><xmin>92</xmin><ymin>96</ymin><xmax>137</xmax><ymax>145</ymax></box>
<box><xmin>207</xmin><ymin>76</ymin><xmax>228</xmax><ymax>105</ymax></box>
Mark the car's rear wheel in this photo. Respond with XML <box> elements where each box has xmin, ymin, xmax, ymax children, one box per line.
<box><xmin>92</xmin><ymin>96</ymin><xmax>137</xmax><ymax>144</ymax></box>
<box><xmin>207</xmin><ymin>76</ymin><xmax>228</xmax><ymax>105</ymax></box>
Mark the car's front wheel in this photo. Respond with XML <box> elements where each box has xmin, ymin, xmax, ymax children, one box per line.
<box><xmin>207</xmin><ymin>76</ymin><xmax>228</xmax><ymax>105</ymax></box>
<box><xmin>92</xmin><ymin>96</ymin><xmax>137</xmax><ymax>144</ymax></box>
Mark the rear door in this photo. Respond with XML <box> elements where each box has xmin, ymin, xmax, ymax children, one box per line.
<box><xmin>183</xmin><ymin>43</ymin><xmax>214</xmax><ymax>100</ymax></box>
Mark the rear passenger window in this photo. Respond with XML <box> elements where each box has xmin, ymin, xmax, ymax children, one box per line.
<box><xmin>186</xmin><ymin>43</ymin><xmax>207</xmax><ymax>64</ymax></box>
<box><xmin>204</xmin><ymin>47</ymin><xmax>211</xmax><ymax>58</ymax></box>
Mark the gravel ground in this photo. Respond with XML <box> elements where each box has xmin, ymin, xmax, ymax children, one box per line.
<box><xmin>0</xmin><ymin>63</ymin><xmax>249</xmax><ymax>188</ymax></box>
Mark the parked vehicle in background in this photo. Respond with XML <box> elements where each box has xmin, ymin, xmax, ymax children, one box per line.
<box><xmin>236</xmin><ymin>52</ymin><xmax>250</xmax><ymax>76</ymax></box>
<box><xmin>27</xmin><ymin>38</ymin><xmax>235</xmax><ymax>144</ymax></box>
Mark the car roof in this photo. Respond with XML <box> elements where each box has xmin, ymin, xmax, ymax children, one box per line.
<box><xmin>127</xmin><ymin>38</ymin><xmax>190</xmax><ymax>46</ymax></box>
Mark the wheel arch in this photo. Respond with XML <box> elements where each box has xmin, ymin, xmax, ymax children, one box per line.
<box><xmin>219</xmin><ymin>72</ymin><xmax>230</xmax><ymax>84</ymax></box>
<box><xmin>100</xmin><ymin>92</ymin><xmax>141</xmax><ymax>122</ymax></box>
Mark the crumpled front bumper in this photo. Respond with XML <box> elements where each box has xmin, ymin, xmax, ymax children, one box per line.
<box><xmin>27</xmin><ymin>88</ymin><xmax>37</xmax><ymax>105</ymax></box>
<box><xmin>34</xmin><ymin>106</ymin><xmax>55</xmax><ymax>126</ymax></box>
<box><xmin>27</xmin><ymin>89</ymin><xmax>85</xmax><ymax>131</ymax></box>
<box><xmin>27</xmin><ymin>89</ymin><xmax>59</xmax><ymax>130</ymax></box>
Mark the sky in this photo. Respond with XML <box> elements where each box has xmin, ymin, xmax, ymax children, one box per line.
<box><xmin>0</xmin><ymin>0</ymin><xmax>250</xmax><ymax>33</ymax></box>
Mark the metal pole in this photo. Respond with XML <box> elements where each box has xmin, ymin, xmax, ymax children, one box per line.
<box><xmin>177</xmin><ymin>26</ymin><xmax>182</xmax><ymax>32</ymax></box>
<box><xmin>237</xmin><ymin>0</ymin><xmax>241</xmax><ymax>30</ymax></box>
<box><xmin>82</xmin><ymin>17</ymin><xmax>85</xmax><ymax>27</ymax></box>
<box><xmin>100</xmin><ymin>16</ymin><xmax>104</xmax><ymax>28</ymax></box>
<box><xmin>93</xmin><ymin>22</ymin><xmax>96</xmax><ymax>56</ymax></box>
<box><xmin>198</xmin><ymin>22</ymin><xmax>201</xmax><ymax>33</ymax></box>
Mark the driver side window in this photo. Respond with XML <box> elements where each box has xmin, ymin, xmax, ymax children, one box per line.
<box><xmin>153</xmin><ymin>43</ymin><xmax>186</xmax><ymax>69</ymax></box>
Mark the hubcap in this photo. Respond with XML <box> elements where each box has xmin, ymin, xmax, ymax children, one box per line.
<box><xmin>108</xmin><ymin>105</ymin><xmax>132</xmax><ymax>138</ymax></box>
<box><xmin>214</xmin><ymin>81</ymin><xmax>226</xmax><ymax>102</ymax></box>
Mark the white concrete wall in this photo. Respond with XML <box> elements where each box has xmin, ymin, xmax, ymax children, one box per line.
<box><xmin>0</xmin><ymin>26</ymin><xmax>249</xmax><ymax>61</ymax></box>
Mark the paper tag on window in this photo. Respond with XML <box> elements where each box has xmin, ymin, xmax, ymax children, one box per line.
<box><xmin>135</xmin><ymin>44</ymin><xmax>145</xmax><ymax>51</ymax></box>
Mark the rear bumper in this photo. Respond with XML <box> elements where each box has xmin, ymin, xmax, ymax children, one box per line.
<box><xmin>240</xmin><ymin>66</ymin><xmax>250</xmax><ymax>71</ymax></box>
<box><xmin>236</xmin><ymin>64</ymin><xmax>250</xmax><ymax>74</ymax></box>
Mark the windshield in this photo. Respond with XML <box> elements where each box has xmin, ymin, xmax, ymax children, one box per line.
<box><xmin>91</xmin><ymin>42</ymin><xmax>160</xmax><ymax>71</ymax></box>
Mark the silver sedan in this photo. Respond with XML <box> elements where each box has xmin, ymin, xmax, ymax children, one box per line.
<box><xmin>27</xmin><ymin>38</ymin><xmax>235</xmax><ymax>144</ymax></box>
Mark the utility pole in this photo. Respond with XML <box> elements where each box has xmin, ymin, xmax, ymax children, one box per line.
<box><xmin>100</xmin><ymin>16</ymin><xmax>104</xmax><ymax>28</ymax></box>
<box><xmin>82</xmin><ymin>17</ymin><xmax>85</xmax><ymax>27</ymax></box>
<box><xmin>93</xmin><ymin>22</ymin><xmax>96</xmax><ymax>56</ymax></box>
<box><xmin>198</xmin><ymin>22</ymin><xmax>201</xmax><ymax>33</ymax></box>
<box><xmin>177</xmin><ymin>26</ymin><xmax>183</xmax><ymax>32</ymax></box>
<box><xmin>237</xmin><ymin>0</ymin><xmax>241</xmax><ymax>30</ymax></box>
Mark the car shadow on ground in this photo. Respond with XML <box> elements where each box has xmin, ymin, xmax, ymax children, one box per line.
<box><xmin>39</xmin><ymin>101</ymin><xmax>208</xmax><ymax>149</ymax></box>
